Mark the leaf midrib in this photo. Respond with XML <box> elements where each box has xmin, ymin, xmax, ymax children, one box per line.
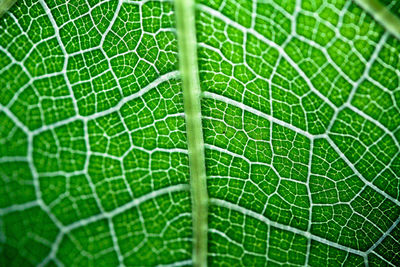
<box><xmin>174</xmin><ymin>0</ymin><xmax>209</xmax><ymax>266</ymax></box>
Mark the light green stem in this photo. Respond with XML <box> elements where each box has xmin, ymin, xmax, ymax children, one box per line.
<box><xmin>174</xmin><ymin>0</ymin><xmax>208</xmax><ymax>266</ymax></box>
<box><xmin>0</xmin><ymin>0</ymin><xmax>16</xmax><ymax>17</ymax></box>
<box><xmin>354</xmin><ymin>0</ymin><xmax>400</xmax><ymax>39</ymax></box>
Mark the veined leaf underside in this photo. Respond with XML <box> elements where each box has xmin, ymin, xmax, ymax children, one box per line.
<box><xmin>0</xmin><ymin>0</ymin><xmax>399</xmax><ymax>266</ymax></box>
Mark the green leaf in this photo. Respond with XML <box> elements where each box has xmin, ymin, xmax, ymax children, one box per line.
<box><xmin>1</xmin><ymin>0</ymin><xmax>400</xmax><ymax>266</ymax></box>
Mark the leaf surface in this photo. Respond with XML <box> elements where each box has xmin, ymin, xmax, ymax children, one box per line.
<box><xmin>1</xmin><ymin>0</ymin><xmax>400</xmax><ymax>266</ymax></box>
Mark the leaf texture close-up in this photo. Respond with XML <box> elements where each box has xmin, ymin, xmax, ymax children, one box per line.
<box><xmin>0</xmin><ymin>0</ymin><xmax>400</xmax><ymax>266</ymax></box>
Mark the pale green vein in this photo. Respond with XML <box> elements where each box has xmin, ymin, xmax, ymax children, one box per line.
<box><xmin>354</xmin><ymin>0</ymin><xmax>400</xmax><ymax>39</ymax></box>
<box><xmin>0</xmin><ymin>0</ymin><xmax>16</xmax><ymax>17</ymax></box>
<box><xmin>174</xmin><ymin>0</ymin><xmax>208</xmax><ymax>266</ymax></box>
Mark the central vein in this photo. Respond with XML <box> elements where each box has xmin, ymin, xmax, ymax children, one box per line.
<box><xmin>174</xmin><ymin>0</ymin><xmax>208</xmax><ymax>266</ymax></box>
<box><xmin>354</xmin><ymin>0</ymin><xmax>400</xmax><ymax>39</ymax></box>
